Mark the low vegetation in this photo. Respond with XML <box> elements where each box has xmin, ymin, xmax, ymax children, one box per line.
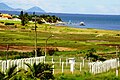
<box><xmin>19</xmin><ymin>11</ymin><xmax>62</xmax><ymax>26</ymax></box>
<box><xmin>0</xmin><ymin>63</ymin><xmax>54</xmax><ymax>80</ymax></box>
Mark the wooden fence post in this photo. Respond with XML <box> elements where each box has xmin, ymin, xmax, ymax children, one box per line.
<box><xmin>60</xmin><ymin>56</ymin><xmax>62</xmax><ymax>66</ymax></box>
<box><xmin>66</xmin><ymin>58</ymin><xmax>68</xmax><ymax>66</ymax></box>
<box><xmin>62</xmin><ymin>62</ymin><xmax>64</xmax><ymax>73</ymax></box>
<box><xmin>52</xmin><ymin>62</ymin><xmax>55</xmax><ymax>74</ymax></box>
<box><xmin>80</xmin><ymin>62</ymin><xmax>82</xmax><ymax>71</ymax></box>
<box><xmin>52</xmin><ymin>56</ymin><xmax>54</xmax><ymax>63</ymax></box>
<box><xmin>83</xmin><ymin>58</ymin><xmax>85</xmax><ymax>67</ymax></box>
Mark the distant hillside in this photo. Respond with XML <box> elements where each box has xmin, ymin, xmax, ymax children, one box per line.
<box><xmin>26</xmin><ymin>6</ymin><xmax>45</xmax><ymax>13</ymax></box>
<box><xmin>14</xmin><ymin>8</ymin><xmax>24</xmax><ymax>11</ymax></box>
<box><xmin>0</xmin><ymin>3</ymin><xmax>45</xmax><ymax>13</ymax></box>
<box><xmin>0</xmin><ymin>3</ymin><xmax>13</xmax><ymax>11</ymax></box>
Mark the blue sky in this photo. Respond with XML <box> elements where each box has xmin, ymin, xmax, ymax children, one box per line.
<box><xmin>0</xmin><ymin>0</ymin><xmax>120</xmax><ymax>15</ymax></box>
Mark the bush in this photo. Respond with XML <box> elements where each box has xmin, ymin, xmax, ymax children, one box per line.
<box><xmin>21</xmin><ymin>27</ymin><xmax>25</xmax><ymax>29</ymax></box>
<box><xmin>0</xmin><ymin>51</ymin><xmax>35</xmax><ymax>60</ymax></box>
<box><xmin>14</xmin><ymin>25</ymin><xmax>17</xmax><ymax>28</ymax></box>
<box><xmin>116</xmin><ymin>34</ymin><xmax>120</xmax><ymax>36</ymax></box>
<box><xmin>46</xmin><ymin>48</ymin><xmax>59</xmax><ymax>56</ymax></box>
<box><xmin>5</xmin><ymin>23</ymin><xmax>14</xmax><ymax>25</ymax></box>
<box><xmin>37</xmin><ymin>20</ymin><xmax>44</xmax><ymax>24</ymax></box>
<box><xmin>33</xmin><ymin>48</ymin><xmax>45</xmax><ymax>56</ymax></box>
<box><xmin>99</xmin><ymin>57</ymin><xmax>106</xmax><ymax>61</ymax></box>
<box><xmin>0</xmin><ymin>21</ymin><xmax>4</xmax><ymax>24</ymax></box>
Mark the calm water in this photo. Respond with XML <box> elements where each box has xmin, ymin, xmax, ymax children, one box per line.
<box><xmin>54</xmin><ymin>13</ymin><xmax>120</xmax><ymax>30</ymax></box>
<box><xmin>1</xmin><ymin>11</ymin><xmax>120</xmax><ymax>30</ymax></box>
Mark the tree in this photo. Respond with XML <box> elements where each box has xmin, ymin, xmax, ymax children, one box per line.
<box><xmin>85</xmin><ymin>48</ymin><xmax>98</xmax><ymax>61</ymax></box>
<box><xmin>19</xmin><ymin>11</ymin><xmax>24</xmax><ymax>26</ymax></box>
<box><xmin>25</xmin><ymin>62</ymin><xmax>54</xmax><ymax>80</ymax></box>
<box><xmin>19</xmin><ymin>11</ymin><xmax>29</xmax><ymax>26</ymax></box>
<box><xmin>39</xmin><ymin>14</ymin><xmax>62</xmax><ymax>24</ymax></box>
<box><xmin>23</xmin><ymin>13</ymin><xmax>29</xmax><ymax>25</ymax></box>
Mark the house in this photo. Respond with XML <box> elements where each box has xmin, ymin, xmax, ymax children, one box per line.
<box><xmin>0</xmin><ymin>13</ymin><xmax>12</xmax><ymax>20</ymax></box>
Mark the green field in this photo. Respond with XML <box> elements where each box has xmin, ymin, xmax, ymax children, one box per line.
<box><xmin>0</xmin><ymin>20</ymin><xmax>120</xmax><ymax>49</ymax></box>
<box><xmin>0</xmin><ymin>20</ymin><xmax>120</xmax><ymax>57</ymax></box>
<box><xmin>0</xmin><ymin>20</ymin><xmax>120</xmax><ymax>79</ymax></box>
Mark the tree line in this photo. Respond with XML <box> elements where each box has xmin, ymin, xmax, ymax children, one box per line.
<box><xmin>19</xmin><ymin>11</ymin><xmax>62</xmax><ymax>26</ymax></box>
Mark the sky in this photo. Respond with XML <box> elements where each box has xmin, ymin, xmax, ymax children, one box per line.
<box><xmin>0</xmin><ymin>0</ymin><xmax>120</xmax><ymax>15</ymax></box>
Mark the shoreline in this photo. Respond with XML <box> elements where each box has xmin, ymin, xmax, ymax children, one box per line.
<box><xmin>57</xmin><ymin>23</ymin><xmax>120</xmax><ymax>31</ymax></box>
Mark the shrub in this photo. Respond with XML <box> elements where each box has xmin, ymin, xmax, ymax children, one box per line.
<box><xmin>21</xmin><ymin>27</ymin><xmax>25</xmax><ymax>29</ymax></box>
<box><xmin>5</xmin><ymin>23</ymin><xmax>14</xmax><ymax>25</ymax></box>
<box><xmin>0</xmin><ymin>51</ymin><xmax>35</xmax><ymax>60</ymax></box>
<box><xmin>85</xmin><ymin>48</ymin><xmax>99</xmax><ymax>61</ymax></box>
<box><xmin>116</xmin><ymin>34</ymin><xmax>120</xmax><ymax>36</ymax></box>
<box><xmin>79</xmin><ymin>50</ymin><xmax>86</xmax><ymax>54</ymax></box>
<box><xmin>33</xmin><ymin>48</ymin><xmax>45</xmax><ymax>56</ymax></box>
<box><xmin>99</xmin><ymin>57</ymin><xmax>106</xmax><ymax>61</ymax></box>
<box><xmin>37</xmin><ymin>20</ymin><xmax>44</xmax><ymax>24</ymax></box>
<box><xmin>46</xmin><ymin>48</ymin><xmax>59</xmax><ymax>56</ymax></box>
<box><xmin>47</xmin><ymin>48</ymin><xmax>55</xmax><ymax>56</ymax></box>
<box><xmin>0</xmin><ymin>21</ymin><xmax>4</xmax><ymax>24</ymax></box>
<box><xmin>14</xmin><ymin>25</ymin><xmax>17</xmax><ymax>28</ymax></box>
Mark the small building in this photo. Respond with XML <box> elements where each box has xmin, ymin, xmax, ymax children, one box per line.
<box><xmin>0</xmin><ymin>13</ymin><xmax>12</xmax><ymax>19</ymax></box>
<box><xmin>12</xmin><ymin>18</ymin><xmax>21</xmax><ymax>21</ymax></box>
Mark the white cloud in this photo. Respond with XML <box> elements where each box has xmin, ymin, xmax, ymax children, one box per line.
<box><xmin>95</xmin><ymin>5</ymin><xmax>120</xmax><ymax>14</ymax></box>
<box><xmin>0</xmin><ymin>0</ymin><xmax>120</xmax><ymax>14</ymax></box>
<box><xmin>96</xmin><ymin>5</ymin><xmax>110</xmax><ymax>13</ymax></box>
<box><xmin>110</xmin><ymin>7</ymin><xmax>120</xmax><ymax>14</ymax></box>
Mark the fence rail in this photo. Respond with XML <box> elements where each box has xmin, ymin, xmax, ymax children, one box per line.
<box><xmin>0</xmin><ymin>56</ymin><xmax>45</xmax><ymax>73</ymax></box>
<box><xmin>88</xmin><ymin>58</ymin><xmax>119</xmax><ymax>74</ymax></box>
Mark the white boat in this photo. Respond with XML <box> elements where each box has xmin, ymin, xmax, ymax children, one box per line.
<box><xmin>80</xmin><ymin>22</ymin><xmax>85</xmax><ymax>26</ymax></box>
<box><xmin>68</xmin><ymin>20</ymin><xmax>72</xmax><ymax>24</ymax></box>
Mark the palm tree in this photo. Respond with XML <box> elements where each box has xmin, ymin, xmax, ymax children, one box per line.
<box><xmin>0</xmin><ymin>65</ymin><xmax>22</xmax><ymax>80</ymax></box>
<box><xmin>0</xmin><ymin>72</ymin><xmax>5</xmax><ymax>79</ymax></box>
<box><xmin>25</xmin><ymin>62</ymin><xmax>54</xmax><ymax>80</ymax></box>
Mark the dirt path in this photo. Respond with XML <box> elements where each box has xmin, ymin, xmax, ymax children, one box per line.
<box><xmin>0</xmin><ymin>45</ymin><xmax>77</xmax><ymax>52</ymax></box>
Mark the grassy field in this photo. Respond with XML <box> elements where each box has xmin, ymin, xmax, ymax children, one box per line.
<box><xmin>0</xmin><ymin>20</ymin><xmax>120</xmax><ymax>50</ymax></box>
<box><xmin>0</xmin><ymin>20</ymin><xmax>120</xmax><ymax>57</ymax></box>
<box><xmin>0</xmin><ymin>20</ymin><xmax>120</xmax><ymax>53</ymax></box>
<box><xmin>0</xmin><ymin>20</ymin><xmax>120</xmax><ymax>79</ymax></box>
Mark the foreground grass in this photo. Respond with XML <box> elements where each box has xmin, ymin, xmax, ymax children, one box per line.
<box><xmin>54</xmin><ymin>67</ymin><xmax>120</xmax><ymax>80</ymax></box>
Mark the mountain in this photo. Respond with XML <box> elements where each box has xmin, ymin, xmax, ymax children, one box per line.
<box><xmin>14</xmin><ymin>8</ymin><xmax>24</xmax><ymax>11</ymax></box>
<box><xmin>26</xmin><ymin>6</ymin><xmax>45</xmax><ymax>13</ymax></box>
<box><xmin>0</xmin><ymin>3</ymin><xmax>14</xmax><ymax>11</ymax></box>
<box><xmin>0</xmin><ymin>3</ymin><xmax>45</xmax><ymax>13</ymax></box>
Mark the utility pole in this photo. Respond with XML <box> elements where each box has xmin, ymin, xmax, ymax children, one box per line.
<box><xmin>34</xmin><ymin>12</ymin><xmax>37</xmax><ymax>57</ymax></box>
<box><xmin>45</xmin><ymin>35</ymin><xmax>54</xmax><ymax>56</ymax></box>
<box><xmin>6</xmin><ymin>44</ymin><xmax>9</xmax><ymax>70</ymax></box>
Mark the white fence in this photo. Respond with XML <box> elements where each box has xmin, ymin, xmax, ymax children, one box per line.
<box><xmin>0</xmin><ymin>56</ymin><xmax>119</xmax><ymax>75</ymax></box>
<box><xmin>0</xmin><ymin>56</ymin><xmax>45</xmax><ymax>73</ymax></box>
<box><xmin>88</xmin><ymin>58</ymin><xmax>119</xmax><ymax>74</ymax></box>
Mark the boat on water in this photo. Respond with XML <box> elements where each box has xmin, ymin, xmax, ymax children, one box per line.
<box><xmin>80</xmin><ymin>22</ymin><xmax>85</xmax><ymax>26</ymax></box>
<box><xmin>68</xmin><ymin>20</ymin><xmax>72</xmax><ymax>24</ymax></box>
